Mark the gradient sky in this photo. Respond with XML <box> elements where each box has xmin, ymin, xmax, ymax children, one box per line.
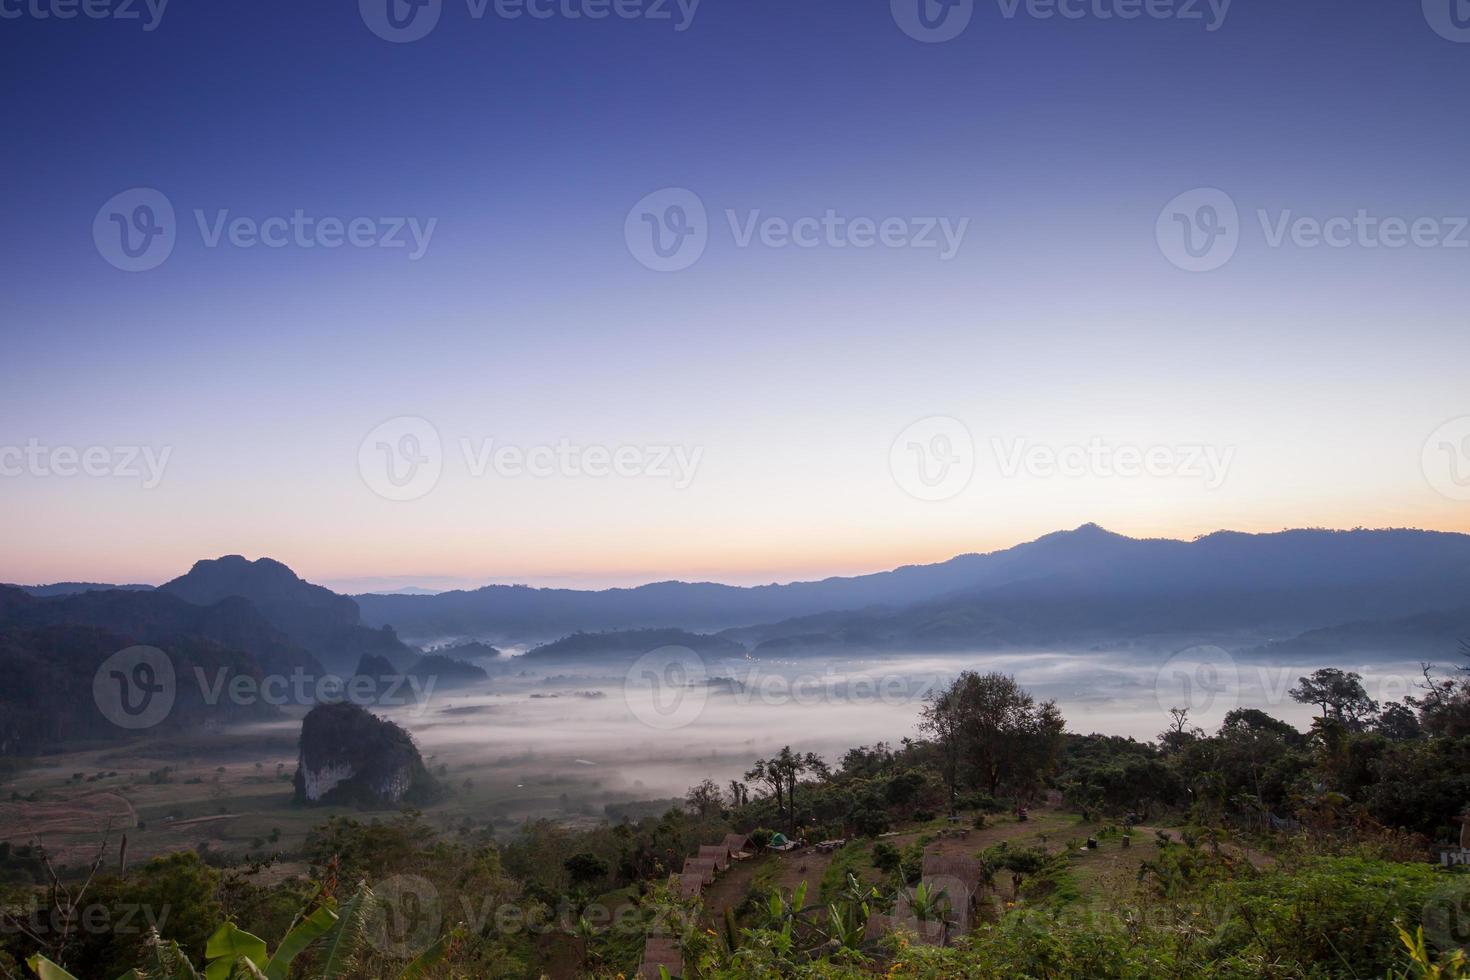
<box><xmin>3</xmin><ymin>0</ymin><xmax>1469</xmax><ymax>592</ymax></box>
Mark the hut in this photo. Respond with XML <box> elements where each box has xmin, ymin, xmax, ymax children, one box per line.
<box><xmin>721</xmin><ymin>833</ymin><xmax>754</xmax><ymax>860</ymax></box>
<box><xmin>638</xmin><ymin>936</ymin><xmax>683</xmax><ymax>979</ymax></box>
<box><xmin>682</xmin><ymin>857</ymin><xmax>717</xmax><ymax>884</ymax></box>
<box><xmin>676</xmin><ymin>873</ymin><xmax>704</xmax><ymax>899</ymax></box>
<box><xmin>697</xmin><ymin>844</ymin><xmax>730</xmax><ymax>871</ymax></box>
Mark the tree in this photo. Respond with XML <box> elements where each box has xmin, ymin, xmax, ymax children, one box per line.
<box><xmin>727</xmin><ymin>780</ymin><xmax>748</xmax><ymax>809</ymax></box>
<box><xmin>563</xmin><ymin>852</ymin><xmax>609</xmax><ymax>888</ymax></box>
<box><xmin>1289</xmin><ymin>668</ymin><xmax>1378</xmax><ymax>727</ymax></box>
<box><xmin>919</xmin><ymin>685</ymin><xmax>963</xmax><ymax>811</ymax></box>
<box><xmin>745</xmin><ymin>758</ymin><xmax>782</xmax><ymax>823</ymax></box>
<box><xmin>1375</xmin><ymin>701</ymin><xmax>1421</xmax><ymax>741</ymax></box>
<box><xmin>748</xmin><ymin>747</ymin><xmax>828</xmax><ymax>835</ymax></box>
<box><xmin>684</xmin><ymin>779</ymin><xmax>724</xmax><ymax>818</ymax></box>
<box><xmin>921</xmin><ymin>672</ymin><xmax>1066</xmax><ymax>800</ymax></box>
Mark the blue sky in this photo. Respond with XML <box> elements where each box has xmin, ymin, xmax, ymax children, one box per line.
<box><xmin>2</xmin><ymin>0</ymin><xmax>1469</xmax><ymax>590</ymax></box>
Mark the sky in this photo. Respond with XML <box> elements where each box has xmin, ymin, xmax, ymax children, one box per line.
<box><xmin>2</xmin><ymin>0</ymin><xmax>1469</xmax><ymax>593</ymax></box>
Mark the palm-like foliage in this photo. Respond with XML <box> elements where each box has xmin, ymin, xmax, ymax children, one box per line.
<box><xmin>25</xmin><ymin>882</ymin><xmax>456</xmax><ymax>980</ymax></box>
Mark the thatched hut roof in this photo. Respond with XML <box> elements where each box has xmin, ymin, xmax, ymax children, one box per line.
<box><xmin>697</xmin><ymin>844</ymin><xmax>730</xmax><ymax>870</ymax></box>
<box><xmin>638</xmin><ymin>935</ymin><xmax>684</xmax><ymax>978</ymax></box>
<box><xmin>721</xmin><ymin>832</ymin><xmax>753</xmax><ymax>857</ymax></box>
<box><xmin>682</xmin><ymin>857</ymin><xmax>717</xmax><ymax>883</ymax></box>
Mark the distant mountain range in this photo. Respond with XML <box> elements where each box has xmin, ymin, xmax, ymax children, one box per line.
<box><xmin>4</xmin><ymin>523</ymin><xmax>1468</xmax><ymax>754</ymax></box>
<box><xmin>347</xmin><ymin>525</ymin><xmax>1470</xmax><ymax>657</ymax></box>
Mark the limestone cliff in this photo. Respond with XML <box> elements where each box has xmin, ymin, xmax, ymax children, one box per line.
<box><xmin>291</xmin><ymin>702</ymin><xmax>438</xmax><ymax>807</ymax></box>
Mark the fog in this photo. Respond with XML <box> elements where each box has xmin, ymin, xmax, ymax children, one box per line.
<box><xmin>370</xmin><ymin>648</ymin><xmax>1430</xmax><ymax>822</ymax></box>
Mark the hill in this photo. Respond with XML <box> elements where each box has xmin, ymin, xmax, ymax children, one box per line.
<box><xmin>356</xmin><ymin>526</ymin><xmax>1470</xmax><ymax>653</ymax></box>
<box><xmin>160</xmin><ymin>556</ymin><xmax>417</xmax><ymax>673</ymax></box>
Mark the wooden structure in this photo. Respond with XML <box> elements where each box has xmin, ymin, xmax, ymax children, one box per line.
<box><xmin>681</xmin><ymin>857</ymin><xmax>717</xmax><ymax>884</ymax></box>
<box><xmin>697</xmin><ymin>843</ymin><xmax>730</xmax><ymax>871</ymax></box>
<box><xmin>638</xmin><ymin>936</ymin><xmax>683</xmax><ymax>979</ymax></box>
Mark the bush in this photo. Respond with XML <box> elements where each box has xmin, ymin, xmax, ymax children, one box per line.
<box><xmin>871</xmin><ymin>842</ymin><xmax>902</xmax><ymax>875</ymax></box>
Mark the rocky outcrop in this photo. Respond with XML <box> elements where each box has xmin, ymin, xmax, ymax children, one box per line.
<box><xmin>292</xmin><ymin>703</ymin><xmax>438</xmax><ymax>808</ymax></box>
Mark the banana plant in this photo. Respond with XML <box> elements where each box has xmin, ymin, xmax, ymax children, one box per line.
<box><xmin>25</xmin><ymin>883</ymin><xmax>458</xmax><ymax>980</ymax></box>
<box><xmin>907</xmin><ymin>881</ymin><xmax>950</xmax><ymax>924</ymax></box>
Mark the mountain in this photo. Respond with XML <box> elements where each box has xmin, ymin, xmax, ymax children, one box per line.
<box><xmin>721</xmin><ymin>527</ymin><xmax>1470</xmax><ymax>655</ymax></box>
<box><xmin>409</xmin><ymin>653</ymin><xmax>489</xmax><ymax>686</ymax></box>
<box><xmin>0</xmin><ymin>585</ymin><xmax>321</xmax><ymax>676</ymax></box>
<box><xmin>161</xmin><ymin>556</ymin><xmax>417</xmax><ymax>674</ymax></box>
<box><xmin>0</xmin><ymin>624</ymin><xmax>279</xmax><ymax>756</ymax></box>
<box><xmin>14</xmin><ymin>583</ymin><xmax>155</xmax><ymax>597</ymax></box>
<box><xmin>356</xmin><ymin>526</ymin><xmax>1470</xmax><ymax>652</ymax></box>
<box><xmin>1253</xmin><ymin>607</ymin><xmax>1470</xmax><ymax>661</ymax></box>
